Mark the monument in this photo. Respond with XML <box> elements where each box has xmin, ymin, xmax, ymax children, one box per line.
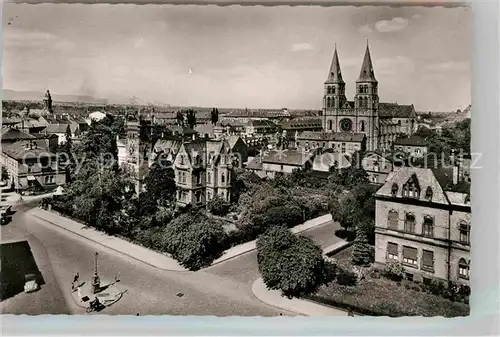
<box><xmin>91</xmin><ymin>252</ymin><xmax>101</xmax><ymax>294</ymax></box>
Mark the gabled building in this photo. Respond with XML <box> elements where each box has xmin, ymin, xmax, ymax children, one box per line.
<box><xmin>246</xmin><ymin>149</ymin><xmax>315</xmax><ymax>179</ymax></box>
<box><xmin>374</xmin><ymin>167</ymin><xmax>470</xmax><ymax>286</ymax></box>
<box><xmin>362</xmin><ymin>151</ymin><xmax>395</xmax><ymax>184</ymax></box>
<box><xmin>173</xmin><ymin>137</ymin><xmax>233</xmax><ymax>207</ymax></box>
<box><xmin>295</xmin><ymin>131</ymin><xmax>366</xmax><ymax>154</ymax></box>
<box><xmin>393</xmin><ymin>135</ymin><xmax>428</xmax><ymax>158</ymax></box>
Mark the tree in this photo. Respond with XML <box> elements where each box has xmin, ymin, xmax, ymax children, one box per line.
<box><xmin>1</xmin><ymin>165</ymin><xmax>9</xmax><ymax>182</ymax></box>
<box><xmin>351</xmin><ymin>226</ymin><xmax>374</xmax><ymax>266</ymax></box>
<box><xmin>211</xmin><ymin>108</ymin><xmax>219</xmax><ymax>125</ymax></box>
<box><xmin>257</xmin><ymin>226</ymin><xmax>333</xmax><ymax>298</ymax></box>
<box><xmin>162</xmin><ymin>212</ymin><xmax>227</xmax><ymax>270</ymax></box>
<box><xmin>176</xmin><ymin>111</ymin><xmax>184</xmax><ymax>126</ymax></box>
<box><xmin>185</xmin><ymin>109</ymin><xmax>196</xmax><ymax>129</ymax></box>
<box><xmin>142</xmin><ymin>158</ymin><xmax>176</xmax><ymax>209</ymax></box>
<box><xmin>206</xmin><ymin>195</ymin><xmax>231</xmax><ymax>216</ymax></box>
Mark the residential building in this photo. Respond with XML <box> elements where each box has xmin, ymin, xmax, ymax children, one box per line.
<box><xmin>227</xmin><ymin>135</ymin><xmax>249</xmax><ymax>168</ymax></box>
<box><xmin>1</xmin><ymin>140</ymin><xmax>66</xmax><ymax>192</ymax></box>
<box><xmin>295</xmin><ymin>131</ymin><xmax>366</xmax><ymax>154</ymax></box>
<box><xmin>280</xmin><ymin>118</ymin><xmax>323</xmax><ymax>135</ymax></box>
<box><xmin>174</xmin><ymin>137</ymin><xmax>233</xmax><ymax>207</ymax></box>
<box><xmin>322</xmin><ymin>44</ymin><xmax>416</xmax><ymax>151</ymax></box>
<box><xmin>312</xmin><ymin>149</ymin><xmax>351</xmax><ymax>172</ymax></box>
<box><xmin>393</xmin><ymin>135</ymin><xmax>428</xmax><ymax>158</ymax></box>
<box><xmin>43</xmin><ymin>124</ymin><xmax>80</xmax><ymax>145</ymax></box>
<box><xmin>374</xmin><ymin>167</ymin><xmax>470</xmax><ymax>286</ymax></box>
<box><xmin>246</xmin><ymin>149</ymin><xmax>315</xmax><ymax>179</ymax></box>
<box><xmin>244</xmin><ymin>120</ymin><xmax>278</xmax><ymax>137</ymax></box>
<box><xmin>362</xmin><ymin>151</ymin><xmax>395</xmax><ymax>184</ymax></box>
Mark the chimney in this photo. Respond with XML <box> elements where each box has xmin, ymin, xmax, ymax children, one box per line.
<box><xmin>192</xmin><ymin>133</ymin><xmax>197</xmax><ymax>141</ymax></box>
<box><xmin>452</xmin><ymin>165</ymin><xmax>459</xmax><ymax>185</ymax></box>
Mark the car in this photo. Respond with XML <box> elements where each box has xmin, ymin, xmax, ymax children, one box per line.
<box><xmin>24</xmin><ymin>274</ymin><xmax>40</xmax><ymax>293</ymax></box>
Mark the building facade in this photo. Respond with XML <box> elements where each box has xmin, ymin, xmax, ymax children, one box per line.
<box><xmin>374</xmin><ymin>167</ymin><xmax>470</xmax><ymax>286</ymax></box>
<box><xmin>295</xmin><ymin>131</ymin><xmax>366</xmax><ymax>155</ymax></box>
<box><xmin>322</xmin><ymin>44</ymin><xmax>417</xmax><ymax>152</ymax></box>
<box><xmin>393</xmin><ymin>135</ymin><xmax>428</xmax><ymax>158</ymax></box>
<box><xmin>361</xmin><ymin>151</ymin><xmax>395</xmax><ymax>184</ymax></box>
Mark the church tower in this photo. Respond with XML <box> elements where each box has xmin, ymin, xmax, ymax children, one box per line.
<box><xmin>355</xmin><ymin>42</ymin><xmax>379</xmax><ymax>150</ymax></box>
<box><xmin>43</xmin><ymin>90</ymin><xmax>53</xmax><ymax>113</ymax></box>
<box><xmin>323</xmin><ymin>45</ymin><xmax>347</xmax><ymax>132</ymax></box>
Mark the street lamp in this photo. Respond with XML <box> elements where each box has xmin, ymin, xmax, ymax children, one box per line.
<box><xmin>92</xmin><ymin>252</ymin><xmax>101</xmax><ymax>294</ymax></box>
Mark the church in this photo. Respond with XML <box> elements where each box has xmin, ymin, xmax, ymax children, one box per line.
<box><xmin>322</xmin><ymin>43</ymin><xmax>417</xmax><ymax>151</ymax></box>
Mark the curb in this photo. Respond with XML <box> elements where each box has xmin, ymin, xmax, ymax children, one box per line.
<box><xmin>210</xmin><ymin>216</ymin><xmax>334</xmax><ymax>267</ymax></box>
<box><xmin>70</xmin><ymin>280</ymin><xmax>124</xmax><ymax>310</ymax></box>
<box><xmin>30</xmin><ymin>211</ymin><xmax>189</xmax><ymax>273</ymax></box>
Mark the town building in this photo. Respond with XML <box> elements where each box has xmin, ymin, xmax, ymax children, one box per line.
<box><xmin>280</xmin><ymin>118</ymin><xmax>323</xmax><ymax>135</ymax></box>
<box><xmin>393</xmin><ymin>135</ymin><xmax>428</xmax><ymax>158</ymax></box>
<box><xmin>295</xmin><ymin>131</ymin><xmax>366</xmax><ymax>154</ymax></box>
<box><xmin>1</xmin><ymin>140</ymin><xmax>66</xmax><ymax>193</ymax></box>
<box><xmin>173</xmin><ymin>137</ymin><xmax>233</xmax><ymax>207</ymax></box>
<box><xmin>246</xmin><ymin>149</ymin><xmax>315</xmax><ymax>179</ymax></box>
<box><xmin>374</xmin><ymin>167</ymin><xmax>470</xmax><ymax>286</ymax></box>
<box><xmin>361</xmin><ymin>151</ymin><xmax>396</xmax><ymax>184</ymax></box>
<box><xmin>322</xmin><ymin>44</ymin><xmax>417</xmax><ymax>151</ymax></box>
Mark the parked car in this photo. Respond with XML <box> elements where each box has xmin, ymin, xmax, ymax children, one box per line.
<box><xmin>24</xmin><ymin>274</ymin><xmax>40</xmax><ymax>293</ymax></box>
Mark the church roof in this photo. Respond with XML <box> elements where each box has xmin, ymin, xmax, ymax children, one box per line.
<box><xmin>280</xmin><ymin>118</ymin><xmax>322</xmax><ymax>130</ymax></box>
<box><xmin>357</xmin><ymin>44</ymin><xmax>377</xmax><ymax>83</ymax></box>
<box><xmin>379</xmin><ymin>103</ymin><xmax>416</xmax><ymax>118</ymax></box>
<box><xmin>297</xmin><ymin>131</ymin><xmax>365</xmax><ymax>143</ymax></box>
<box><xmin>325</xmin><ymin>46</ymin><xmax>345</xmax><ymax>84</ymax></box>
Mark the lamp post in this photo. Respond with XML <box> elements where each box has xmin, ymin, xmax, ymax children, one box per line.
<box><xmin>92</xmin><ymin>252</ymin><xmax>101</xmax><ymax>294</ymax></box>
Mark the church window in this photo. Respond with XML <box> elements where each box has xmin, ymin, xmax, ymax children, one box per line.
<box><xmin>425</xmin><ymin>187</ymin><xmax>433</xmax><ymax>201</ymax></box>
<box><xmin>360</xmin><ymin>121</ymin><xmax>365</xmax><ymax>132</ymax></box>
<box><xmin>331</xmin><ymin>97</ymin><xmax>335</xmax><ymax>107</ymax></box>
<box><xmin>326</xmin><ymin>97</ymin><xmax>331</xmax><ymax>108</ymax></box>
<box><xmin>391</xmin><ymin>183</ymin><xmax>398</xmax><ymax>197</ymax></box>
<box><xmin>328</xmin><ymin>120</ymin><xmax>333</xmax><ymax>131</ymax></box>
<box><xmin>221</xmin><ymin>172</ymin><xmax>225</xmax><ymax>183</ymax></box>
<box><xmin>332</xmin><ymin>87</ymin><xmax>336</xmax><ymax>94</ymax></box>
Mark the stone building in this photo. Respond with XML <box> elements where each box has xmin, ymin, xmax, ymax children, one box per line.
<box><xmin>174</xmin><ymin>137</ymin><xmax>233</xmax><ymax>207</ymax></box>
<box><xmin>374</xmin><ymin>167</ymin><xmax>470</xmax><ymax>286</ymax></box>
<box><xmin>322</xmin><ymin>44</ymin><xmax>417</xmax><ymax>151</ymax></box>
<box><xmin>393</xmin><ymin>135</ymin><xmax>428</xmax><ymax>159</ymax></box>
<box><xmin>295</xmin><ymin>131</ymin><xmax>366</xmax><ymax>155</ymax></box>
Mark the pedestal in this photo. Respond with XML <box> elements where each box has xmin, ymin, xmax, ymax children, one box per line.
<box><xmin>91</xmin><ymin>273</ymin><xmax>101</xmax><ymax>294</ymax></box>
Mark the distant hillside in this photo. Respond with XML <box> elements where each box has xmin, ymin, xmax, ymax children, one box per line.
<box><xmin>417</xmin><ymin>105</ymin><xmax>471</xmax><ymax>126</ymax></box>
<box><xmin>2</xmin><ymin>89</ymin><xmax>108</xmax><ymax>105</ymax></box>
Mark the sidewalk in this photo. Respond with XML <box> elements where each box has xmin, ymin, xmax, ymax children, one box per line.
<box><xmin>252</xmin><ymin>278</ymin><xmax>349</xmax><ymax>316</ymax></box>
<box><xmin>212</xmin><ymin>214</ymin><xmax>333</xmax><ymax>265</ymax></box>
<box><xmin>29</xmin><ymin>208</ymin><xmax>187</xmax><ymax>272</ymax></box>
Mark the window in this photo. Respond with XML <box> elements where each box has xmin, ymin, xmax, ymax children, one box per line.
<box><xmin>458</xmin><ymin>258</ymin><xmax>469</xmax><ymax>279</ymax></box>
<box><xmin>196</xmin><ymin>172</ymin><xmax>202</xmax><ymax>185</ymax></box>
<box><xmin>387</xmin><ymin>210</ymin><xmax>398</xmax><ymax>230</ymax></box>
<box><xmin>207</xmin><ymin>172</ymin><xmax>212</xmax><ymax>184</ymax></box>
<box><xmin>196</xmin><ymin>191</ymin><xmax>202</xmax><ymax>203</ymax></box>
<box><xmin>326</xmin><ymin>97</ymin><xmax>331</xmax><ymax>108</ymax></box>
<box><xmin>373</xmin><ymin>160</ymin><xmax>379</xmax><ymax>172</ymax></box>
<box><xmin>404</xmin><ymin>213</ymin><xmax>416</xmax><ymax>233</ymax></box>
<box><xmin>387</xmin><ymin>242</ymin><xmax>398</xmax><ymax>261</ymax></box>
<box><xmin>331</xmin><ymin>97</ymin><xmax>335</xmax><ymax>107</ymax></box>
<box><xmin>402</xmin><ymin>246</ymin><xmax>418</xmax><ymax>267</ymax></box>
<box><xmin>422</xmin><ymin>216</ymin><xmax>434</xmax><ymax>237</ymax></box>
<box><xmin>405</xmin><ymin>273</ymin><xmax>414</xmax><ymax>282</ymax></box>
<box><xmin>328</xmin><ymin>120</ymin><xmax>333</xmax><ymax>130</ymax></box>
<box><xmin>360</xmin><ymin>121</ymin><xmax>365</xmax><ymax>132</ymax></box>
<box><xmin>207</xmin><ymin>190</ymin><xmax>212</xmax><ymax>201</ymax></box>
<box><xmin>179</xmin><ymin>155</ymin><xmax>184</xmax><ymax>165</ymax></box>
<box><xmin>332</xmin><ymin>87</ymin><xmax>336</xmax><ymax>94</ymax></box>
<box><xmin>423</xmin><ymin>277</ymin><xmax>432</xmax><ymax>285</ymax></box>
<box><xmin>459</xmin><ymin>221</ymin><xmax>470</xmax><ymax>244</ymax></box>
<box><xmin>221</xmin><ymin>172</ymin><xmax>225</xmax><ymax>183</ymax></box>
<box><xmin>421</xmin><ymin>250</ymin><xmax>434</xmax><ymax>272</ymax></box>
<box><xmin>425</xmin><ymin>187</ymin><xmax>433</xmax><ymax>201</ymax></box>
<box><xmin>391</xmin><ymin>183</ymin><xmax>398</xmax><ymax>197</ymax></box>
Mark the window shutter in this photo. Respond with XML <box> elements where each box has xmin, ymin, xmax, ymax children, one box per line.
<box><xmin>388</xmin><ymin>242</ymin><xmax>398</xmax><ymax>255</ymax></box>
<box><xmin>422</xmin><ymin>250</ymin><xmax>433</xmax><ymax>267</ymax></box>
<box><xmin>403</xmin><ymin>246</ymin><xmax>418</xmax><ymax>260</ymax></box>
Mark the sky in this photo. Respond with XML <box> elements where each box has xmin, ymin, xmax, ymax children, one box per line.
<box><xmin>3</xmin><ymin>4</ymin><xmax>471</xmax><ymax>111</ymax></box>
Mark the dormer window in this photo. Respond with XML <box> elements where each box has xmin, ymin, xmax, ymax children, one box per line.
<box><xmin>179</xmin><ymin>155</ymin><xmax>185</xmax><ymax>165</ymax></box>
<box><xmin>391</xmin><ymin>183</ymin><xmax>398</xmax><ymax>197</ymax></box>
<box><xmin>425</xmin><ymin>187</ymin><xmax>433</xmax><ymax>201</ymax></box>
<box><xmin>465</xmin><ymin>194</ymin><xmax>470</xmax><ymax>204</ymax></box>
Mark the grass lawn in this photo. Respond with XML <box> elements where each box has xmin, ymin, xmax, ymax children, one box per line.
<box><xmin>0</xmin><ymin>241</ymin><xmax>45</xmax><ymax>301</ymax></box>
<box><xmin>311</xmin><ymin>246</ymin><xmax>470</xmax><ymax>317</ymax></box>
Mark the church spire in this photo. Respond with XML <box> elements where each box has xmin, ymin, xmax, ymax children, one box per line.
<box><xmin>326</xmin><ymin>45</ymin><xmax>345</xmax><ymax>84</ymax></box>
<box><xmin>357</xmin><ymin>43</ymin><xmax>377</xmax><ymax>83</ymax></box>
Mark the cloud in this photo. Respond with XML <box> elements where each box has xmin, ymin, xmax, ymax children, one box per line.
<box><xmin>291</xmin><ymin>42</ymin><xmax>314</xmax><ymax>52</ymax></box>
<box><xmin>358</xmin><ymin>25</ymin><xmax>373</xmax><ymax>34</ymax></box>
<box><xmin>424</xmin><ymin>61</ymin><xmax>469</xmax><ymax>72</ymax></box>
<box><xmin>412</xmin><ymin>14</ymin><xmax>422</xmax><ymax>20</ymax></box>
<box><xmin>374</xmin><ymin>17</ymin><xmax>409</xmax><ymax>33</ymax></box>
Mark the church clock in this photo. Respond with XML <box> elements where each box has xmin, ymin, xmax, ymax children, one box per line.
<box><xmin>340</xmin><ymin>118</ymin><xmax>353</xmax><ymax>132</ymax></box>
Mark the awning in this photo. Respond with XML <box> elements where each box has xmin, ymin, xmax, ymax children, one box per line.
<box><xmin>27</xmin><ymin>175</ymin><xmax>36</xmax><ymax>181</ymax></box>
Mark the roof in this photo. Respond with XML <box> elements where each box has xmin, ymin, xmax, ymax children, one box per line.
<box><xmin>313</xmin><ymin>151</ymin><xmax>351</xmax><ymax>172</ymax></box>
<box><xmin>44</xmin><ymin>124</ymin><xmax>69</xmax><ymax>134</ymax></box>
<box><xmin>260</xmin><ymin>149</ymin><xmax>315</xmax><ymax>166</ymax></box>
<box><xmin>88</xmin><ymin>111</ymin><xmax>107</xmax><ymax>121</ymax></box>
<box><xmin>249</xmin><ymin>120</ymin><xmax>277</xmax><ymax>128</ymax></box>
<box><xmin>1</xmin><ymin>128</ymin><xmax>35</xmax><ymax>141</ymax></box>
<box><xmin>246</xmin><ymin>157</ymin><xmax>263</xmax><ymax>170</ymax></box>
<box><xmin>297</xmin><ymin>131</ymin><xmax>365</xmax><ymax>142</ymax></box>
<box><xmin>394</xmin><ymin>135</ymin><xmax>427</xmax><ymax>147</ymax></box>
<box><xmin>325</xmin><ymin>47</ymin><xmax>345</xmax><ymax>84</ymax></box>
<box><xmin>194</xmin><ymin>123</ymin><xmax>215</xmax><ymax>136</ymax></box>
<box><xmin>227</xmin><ymin>135</ymin><xmax>244</xmax><ymax>148</ymax></box>
<box><xmin>30</xmin><ymin>132</ymin><xmax>59</xmax><ymax>139</ymax></box>
<box><xmin>153</xmin><ymin>139</ymin><xmax>182</xmax><ymax>154</ymax></box>
<box><xmin>376</xmin><ymin>167</ymin><xmax>449</xmax><ymax>205</ymax></box>
<box><xmin>168</xmin><ymin>125</ymin><xmax>196</xmax><ymax>135</ymax></box>
<box><xmin>2</xmin><ymin>140</ymin><xmax>55</xmax><ymax>160</ymax></box>
<box><xmin>357</xmin><ymin>44</ymin><xmax>377</xmax><ymax>83</ymax></box>
<box><xmin>379</xmin><ymin>103</ymin><xmax>416</xmax><ymax>118</ymax></box>
<box><xmin>445</xmin><ymin>191</ymin><xmax>470</xmax><ymax>207</ymax></box>
<box><xmin>280</xmin><ymin>118</ymin><xmax>322</xmax><ymax>130</ymax></box>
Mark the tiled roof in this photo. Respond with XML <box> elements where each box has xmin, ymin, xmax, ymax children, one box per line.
<box><xmin>194</xmin><ymin>123</ymin><xmax>215</xmax><ymax>136</ymax></box>
<box><xmin>2</xmin><ymin>140</ymin><xmax>55</xmax><ymax>160</ymax></box>
<box><xmin>376</xmin><ymin>167</ymin><xmax>449</xmax><ymax>205</ymax></box>
<box><xmin>445</xmin><ymin>191</ymin><xmax>470</xmax><ymax>207</ymax></box>
<box><xmin>260</xmin><ymin>149</ymin><xmax>315</xmax><ymax>166</ymax></box>
<box><xmin>154</xmin><ymin>139</ymin><xmax>182</xmax><ymax>154</ymax></box>
<box><xmin>44</xmin><ymin>124</ymin><xmax>69</xmax><ymax>134</ymax></box>
<box><xmin>168</xmin><ymin>125</ymin><xmax>196</xmax><ymax>135</ymax></box>
<box><xmin>2</xmin><ymin>117</ymin><xmax>22</xmax><ymax>124</ymax></box>
<box><xmin>297</xmin><ymin>131</ymin><xmax>365</xmax><ymax>142</ymax></box>
<box><xmin>227</xmin><ymin>135</ymin><xmax>243</xmax><ymax>148</ymax></box>
<box><xmin>280</xmin><ymin>118</ymin><xmax>322</xmax><ymax>130</ymax></box>
<box><xmin>30</xmin><ymin>133</ymin><xmax>59</xmax><ymax>139</ymax></box>
<box><xmin>246</xmin><ymin>157</ymin><xmax>263</xmax><ymax>170</ymax></box>
<box><xmin>1</xmin><ymin>128</ymin><xmax>34</xmax><ymax>141</ymax></box>
<box><xmin>394</xmin><ymin>135</ymin><xmax>427</xmax><ymax>147</ymax></box>
<box><xmin>249</xmin><ymin>120</ymin><xmax>277</xmax><ymax>128</ymax></box>
<box><xmin>379</xmin><ymin>103</ymin><xmax>416</xmax><ymax>118</ymax></box>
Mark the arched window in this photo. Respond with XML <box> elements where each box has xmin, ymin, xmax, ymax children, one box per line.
<box><xmin>328</xmin><ymin>120</ymin><xmax>333</xmax><ymax>131</ymax></box>
<box><xmin>332</xmin><ymin>86</ymin><xmax>336</xmax><ymax>94</ymax></box>
<box><xmin>327</xmin><ymin>87</ymin><xmax>331</xmax><ymax>94</ymax></box>
<box><xmin>364</xmin><ymin>85</ymin><xmax>369</xmax><ymax>94</ymax></box>
<box><xmin>459</xmin><ymin>221</ymin><xmax>470</xmax><ymax>244</ymax></box>
<box><xmin>425</xmin><ymin>186</ymin><xmax>433</xmax><ymax>201</ymax></box>
<box><xmin>404</xmin><ymin>213</ymin><xmax>416</xmax><ymax>233</ymax></box>
<box><xmin>327</xmin><ymin>97</ymin><xmax>331</xmax><ymax>108</ymax></box>
<box><xmin>221</xmin><ymin>172</ymin><xmax>225</xmax><ymax>183</ymax></box>
<box><xmin>458</xmin><ymin>258</ymin><xmax>469</xmax><ymax>279</ymax></box>
<box><xmin>422</xmin><ymin>216</ymin><xmax>434</xmax><ymax>237</ymax></box>
<box><xmin>359</xmin><ymin>86</ymin><xmax>364</xmax><ymax>94</ymax></box>
<box><xmin>391</xmin><ymin>183</ymin><xmax>398</xmax><ymax>197</ymax></box>
<box><xmin>388</xmin><ymin>210</ymin><xmax>398</xmax><ymax>230</ymax></box>
<box><xmin>207</xmin><ymin>171</ymin><xmax>212</xmax><ymax>184</ymax></box>
<box><xmin>360</xmin><ymin>120</ymin><xmax>365</xmax><ymax>132</ymax></box>
<box><xmin>331</xmin><ymin>97</ymin><xmax>335</xmax><ymax>107</ymax></box>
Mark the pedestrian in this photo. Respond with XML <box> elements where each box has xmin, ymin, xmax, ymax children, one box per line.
<box><xmin>136</xmin><ymin>313</ymin><xmax>140</xmax><ymax>316</ymax></box>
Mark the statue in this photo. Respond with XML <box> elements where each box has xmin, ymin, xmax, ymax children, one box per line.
<box><xmin>91</xmin><ymin>252</ymin><xmax>101</xmax><ymax>294</ymax></box>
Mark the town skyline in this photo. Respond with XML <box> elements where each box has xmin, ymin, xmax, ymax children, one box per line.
<box><xmin>4</xmin><ymin>4</ymin><xmax>470</xmax><ymax>112</ymax></box>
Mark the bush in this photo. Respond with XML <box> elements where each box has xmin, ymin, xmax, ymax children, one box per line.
<box><xmin>383</xmin><ymin>262</ymin><xmax>405</xmax><ymax>282</ymax></box>
<box><xmin>162</xmin><ymin>212</ymin><xmax>227</xmax><ymax>270</ymax></box>
<box><xmin>206</xmin><ymin>195</ymin><xmax>231</xmax><ymax>216</ymax></box>
<box><xmin>351</xmin><ymin>229</ymin><xmax>374</xmax><ymax>266</ymax></box>
<box><xmin>336</xmin><ymin>267</ymin><xmax>358</xmax><ymax>286</ymax></box>
<box><xmin>257</xmin><ymin>226</ymin><xmax>332</xmax><ymax>298</ymax></box>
